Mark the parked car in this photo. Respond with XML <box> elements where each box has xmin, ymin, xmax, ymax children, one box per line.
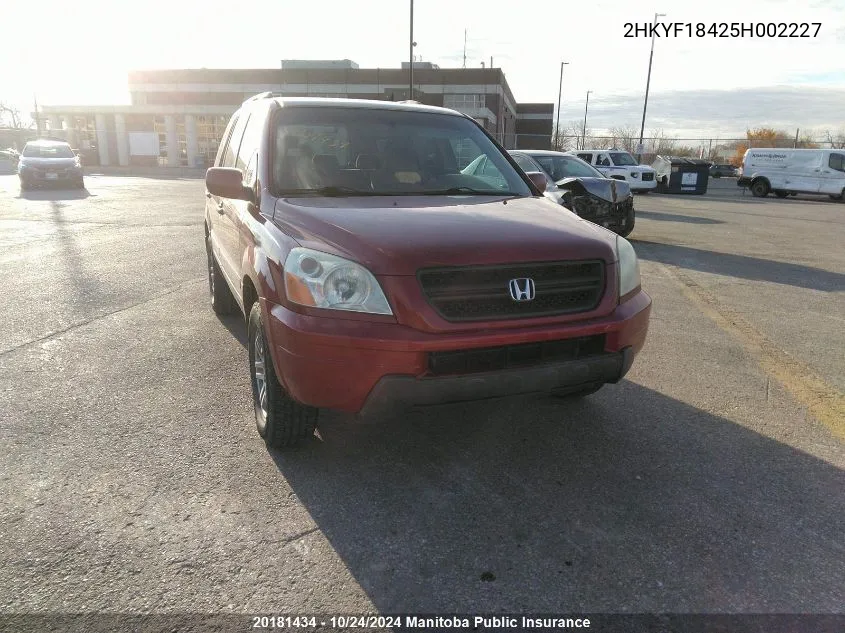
<box><xmin>709</xmin><ymin>164</ymin><xmax>738</xmax><ymax>178</ymax></box>
<box><xmin>737</xmin><ymin>148</ymin><xmax>845</xmax><ymax>200</ymax></box>
<box><xmin>509</xmin><ymin>150</ymin><xmax>635</xmax><ymax>237</ymax></box>
<box><xmin>572</xmin><ymin>149</ymin><xmax>657</xmax><ymax>192</ymax></box>
<box><xmin>204</xmin><ymin>94</ymin><xmax>652</xmax><ymax>448</ymax></box>
<box><xmin>0</xmin><ymin>149</ymin><xmax>19</xmax><ymax>175</ymax></box>
<box><xmin>462</xmin><ymin>151</ymin><xmax>567</xmax><ymax>206</ymax></box>
<box><xmin>17</xmin><ymin>139</ymin><xmax>84</xmax><ymax>189</ymax></box>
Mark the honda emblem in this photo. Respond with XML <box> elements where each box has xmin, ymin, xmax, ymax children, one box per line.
<box><xmin>508</xmin><ymin>278</ymin><xmax>535</xmax><ymax>302</ymax></box>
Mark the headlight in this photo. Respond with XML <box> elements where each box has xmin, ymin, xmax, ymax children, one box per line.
<box><xmin>616</xmin><ymin>236</ymin><xmax>641</xmax><ymax>299</ymax></box>
<box><xmin>283</xmin><ymin>247</ymin><xmax>392</xmax><ymax>315</ymax></box>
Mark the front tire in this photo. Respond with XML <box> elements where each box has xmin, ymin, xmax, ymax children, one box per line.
<box><xmin>750</xmin><ymin>179</ymin><xmax>770</xmax><ymax>198</ymax></box>
<box><xmin>206</xmin><ymin>233</ymin><xmax>236</xmax><ymax>315</ymax></box>
<box><xmin>617</xmin><ymin>207</ymin><xmax>635</xmax><ymax>238</ymax></box>
<box><xmin>248</xmin><ymin>302</ymin><xmax>318</xmax><ymax>449</ymax></box>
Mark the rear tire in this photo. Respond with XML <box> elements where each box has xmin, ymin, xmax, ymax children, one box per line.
<box><xmin>830</xmin><ymin>192</ymin><xmax>844</xmax><ymax>201</ymax></box>
<box><xmin>750</xmin><ymin>179</ymin><xmax>770</xmax><ymax>198</ymax></box>
<box><xmin>206</xmin><ymin>233</ymin><xmax>236</xmax><ymax>315</ymax></box>
<box><xmin>248</xmin><ymin>302</ymin><xmax>318</xmax><ymax>449</ymax></box>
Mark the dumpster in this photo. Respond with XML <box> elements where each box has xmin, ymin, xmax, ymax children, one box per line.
<box><xmin>652</xmin><ymin>156</ymin><xmax>710</xmax><ymax>195</ymax></box>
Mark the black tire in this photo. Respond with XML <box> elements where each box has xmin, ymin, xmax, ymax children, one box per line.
<box><xmin>750</xmin><ymin>179</ymin><xmax>769</xmax><ymax>198</ymax></box>
<box><xmin>617</xmin><ymin>208</ymin><xmax>635</xmax><ymax>238</ymax></box>
<box><xmin>553</xmin><ymin>383</ymin><xmax>604</xmax><ymax>399</ymax></box>
<box><xmin>19</xmin><ymin>181</ymin><xmax>28</xmax><ymax>191</ymax></box>
<box><xmin>248</xmin><ymin>302</ymin><xmax>317</xmax><ymax>449</ymax></box>
<box><xmin>830</xmin><ymin>192</ymin><xmax>844</xmax><ymax>201</ymax></box>
<box><xmin>774</xmin><ymin>190</ymin><xmax>789</xmax><ymax>199</ymax></box>
<box><xmin>76</xmin><ymin>178</ymin><xmax>85</xmax><ymax>190</ymax></box>
<box><xmin>206</xmin><ymin>233</ymin><xmax>236</xmax><ymax>315</ymax></box>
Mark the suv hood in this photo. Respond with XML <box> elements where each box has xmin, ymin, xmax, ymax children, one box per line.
<box><xmin>273</xmin><ymin>195</ymin><xmax>617</xmax><ymax>276</ymax></box>
<box><xmin>556</xmin><ymin>176</ymin><xmax>632</xmax><ymax>202</ymax></box>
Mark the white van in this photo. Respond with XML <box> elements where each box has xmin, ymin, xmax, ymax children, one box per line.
<box><xmin>738</xmin><ymin>148</ymin><xmax>845</xmax><ymax>200</ymax></box>
<box><xmin>571</xmin><ymin>149</ymin><xmax>657</xmax><ymax>192</ymax></box>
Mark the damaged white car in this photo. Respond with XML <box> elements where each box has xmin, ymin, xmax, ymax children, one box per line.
<box><xmin>509</xmin><ymin>150</ymin><xmax>635</xmax><ymax>237</ymax></box>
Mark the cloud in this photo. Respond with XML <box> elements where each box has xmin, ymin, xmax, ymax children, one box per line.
<box><xmin>571</xmin><ymin>86</ymin><xmax>845</xmax><ymax>138</ymax></box>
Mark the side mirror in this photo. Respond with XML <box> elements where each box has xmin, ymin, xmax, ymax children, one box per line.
<box><xmin>525</xmin><ymin>171</ymin><xmax>549</xmax><ymax>193</ymax></box>
<box><xmin>206</xmin><ymin>167</ymin><xmax>253</xmax><ymax>202</ymax></box>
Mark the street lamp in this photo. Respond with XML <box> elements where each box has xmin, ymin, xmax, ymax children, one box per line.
<box><xmin>637</xmin><ymin>12</ymin><xmax>667</xmax><ymax>162</ymax></box>
<box><xmin>582</xmin><ymin>90</ymin><xmax>592</xmax><ymax>150</ymax></box>
<box><xmin>555</xmin><ymin>61</ymin><xmax>569</xmax><ymax>150</ymax></box>
<box><xmin>409</xmin><ymin>0</ymin><xmax>414</xmax><ymax>99</ymax></box>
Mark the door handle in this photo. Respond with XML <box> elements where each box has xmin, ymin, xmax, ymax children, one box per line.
<box><xmin>216</xmin><ymin>202</ymin><xmax>225</xmax><ymax>214</ymax></box>
<box><xmin>206</xmin><ymin>192</ymin><xmax>212</xmax><ymax>198</ymax></box>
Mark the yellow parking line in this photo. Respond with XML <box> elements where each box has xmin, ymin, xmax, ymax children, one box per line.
<box><xmin>656</xmin><ymin>263</ymin><xmax>845</xmax><ymax>441</ymax></box>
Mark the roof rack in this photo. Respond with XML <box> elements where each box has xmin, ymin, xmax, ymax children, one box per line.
<box><xmin>241</xmin><ymin>91</ymin><xmax>283</xmax><ymax>105</ymax></box>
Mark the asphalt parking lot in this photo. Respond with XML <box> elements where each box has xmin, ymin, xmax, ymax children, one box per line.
<box><xmin>0</xmin><ymin>174</ymin><xmax>843</xmax><ymax>619</ymax></box>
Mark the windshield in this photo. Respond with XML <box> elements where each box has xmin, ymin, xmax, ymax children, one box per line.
<box><xmin>22</xmin><ymin>144</ymin><xmax>75</xmax><ymax>158</ymax></box>
<box><xmin>609</xmin><ymin>152</ymin><xmax>638</xmax><ymax>166</ymax></box>
<box><xmin>272</xmin><ymin>107</ymin><xmax>532</xmax><ymax>197</ymax></box>
<box><xmin>531</xmin><ymin>155</ymin><xmax>605</xmax><ymax>180</ymax></box>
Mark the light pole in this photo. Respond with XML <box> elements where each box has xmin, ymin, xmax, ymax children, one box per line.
<box><xmin>409</xmin><ymin>0</ymin><xmax>414</xmax><ymax>99</ymax></box>
<box><xmin>582</xmin><ymin>90</ymin><xmax>592</xmax><ymax>150</ymax></box>
<box><xmin>637</xmin><ymin>12</ymin><xmax>667</xmax><ymax>163</ymax></box>
<box><xmin>555</xmin><ymin>61</ymin><xmax>569</xmax><ymax>150</ymax></box>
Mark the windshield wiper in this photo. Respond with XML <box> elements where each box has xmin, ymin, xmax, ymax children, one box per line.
<box><xmin>418</xmin><ymin>187</ymin><xmax>524</xmax><ymax>196</ymax></box>
<box><xmin>278</xmin><ymin>186</ymin><xmax>386</xmax><ymax>197</ymax></box>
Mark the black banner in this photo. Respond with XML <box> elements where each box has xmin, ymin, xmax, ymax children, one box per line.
<box><xmin>0</xmin><ymin>614</ymin><xmax>842</xmax><ymax>633</ymax></box>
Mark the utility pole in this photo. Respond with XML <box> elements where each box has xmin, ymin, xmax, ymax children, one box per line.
<box><xmin>555</xmin><ymin>62</ymin><xmax>569</xmax><ymax>150</ymax></box>
<box><xmin>637</xmin><ymin>12</ymin><xmax>667</xmax><ymax>163</ymax></box>
<box><xmin>582</xmin><ymin>90</ymin><xmax>592</xmax><ymax>151</ymax></box>
<box><xmin>793</xmin><ymin>127</ymin><xmax>800</xmax><ymax>148</ymax></box>
<box><xmin>409</xmin><ymin>0</ymin><xmax>414</xmax><ymax>99</ymax></box>
<box><xmin>33</xmin><ymin>94</ymin><xmax>41</xmax><ymax>136</ymax></box>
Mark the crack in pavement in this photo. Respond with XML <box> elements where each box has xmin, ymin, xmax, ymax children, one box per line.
<box><xmin>0</xmin><ymin>278</ymin><xmax>205</xmax><ymax>357</ymax></box>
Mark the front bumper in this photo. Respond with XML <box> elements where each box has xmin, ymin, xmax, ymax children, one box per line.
<box><xmin>264</xmin><ymin>289</ymin><xmax>651</xmax><ymax>415</ymax></box>
<box><xmin>571</xmin><ymin>194</ymin><xmax>635</xmax><ymax>234</ymax></box>
<box><xmin>629</xmin><ymin>178</ymin><xmax>657</xmax><ymax>191</ymax></box>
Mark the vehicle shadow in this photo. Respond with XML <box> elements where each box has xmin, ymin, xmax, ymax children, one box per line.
<box><xmin>267</xmin><ymin>382</ymin><xmax>844</xmax><ymax>613</ymax></box>
<box><xmin>216</xmin><ymin>312</ymin><xmax>248</xmax><ymax>348</ymax></box>
<box><xmin>632</xmin><ymin>240</ymin><xmax>845</xmax><ymax>292</ymax></box>
<box><xmin>636</xmin><ymin>210</ymin><xmax>724</xmax><ymax>225</ymax></box>
<box><xmin>17</xmin><ymin>188</ymin><xmax>92</xmax><ymax>201</ymax></box>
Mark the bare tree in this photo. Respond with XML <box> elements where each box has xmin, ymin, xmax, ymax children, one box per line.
<box><xmin>0</xmin><ymin>102</ymin><xmax>25</xmax><ymax>129</ymax></box>
<box><xmin>607</xmin><ymin>125</ymin><xmax>639</xmax><ymax>153</ymax></box>
<box><xmin>824</xmin><ymin>129</ymin><xmax>845</xmax><ymax>149</ymax></box>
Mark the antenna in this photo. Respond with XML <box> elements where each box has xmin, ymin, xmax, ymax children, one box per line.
<box><xmin>463</xmin><ymin>29</ymin><xmax>467</xmax><ymax>68</ymax></box>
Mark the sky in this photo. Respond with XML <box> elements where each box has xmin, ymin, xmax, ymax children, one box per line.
<box><xmin>2</xmin><ymin>0</ymin><xmax>843</xmax><ymax>138</ymax></box>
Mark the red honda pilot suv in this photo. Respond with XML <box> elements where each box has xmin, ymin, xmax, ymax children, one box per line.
<box><xmin>205</xmin><ymin>94</ymin><xmax>651</xmax><ymax>448</ymax></box>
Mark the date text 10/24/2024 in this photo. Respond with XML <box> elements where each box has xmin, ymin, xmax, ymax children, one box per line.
<box><xmin>251</xmin><ymin>615</ymin><xmax>593</xmax><ymax>630</ymax></box>
<box><xmin>624</xmin><ymin>22</ymin><xmax>821</xmax><ymax>38</ymax></box>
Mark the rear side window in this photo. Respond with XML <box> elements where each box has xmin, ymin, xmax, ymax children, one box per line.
<box><xmin>237</xmin><ymin>113</ymin><xmax>264</xmax><ymax>182</ymax></box>
<box><xmin>512</xmin><ymin>154</ymin><xmax>538</xmax><ymax>173</ymax></box>
<box><xmin>221</xmin><ymin>114</ymin><xmax>250</xmax><ymax>168</ymax></box>
<box><xmin>829</xmin><ymin>153</ymin><xmax>844</xmax><ymax>172</ymax></box>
